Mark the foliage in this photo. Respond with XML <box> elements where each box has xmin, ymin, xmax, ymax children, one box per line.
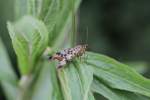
<box><xmin>0</xmin><ymin>0</ymin><xmax>150</xmax><ymax>100</ymax></box>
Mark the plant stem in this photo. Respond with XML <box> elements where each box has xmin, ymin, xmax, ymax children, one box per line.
<box><xmin>17</xmin><ymin>75</ymin><xmax>33</xmax><ymax>100</ymax></box>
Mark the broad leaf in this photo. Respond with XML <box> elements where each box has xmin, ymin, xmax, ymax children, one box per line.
<box><xmin>7</xmin><ymin>16</ymin><xmax>48</xmax><ymax>75</ymax></box>
<box><xmin>31</xmin><ymin>61</ymin><xmax>62</xmax><ymax>100</ymax></box>
<box><xmin>58</xmin><ymin>61</ymin><xmax>93</xmax><ymax>100</ymax></box>
<box><xmin>86</xmin><ymin>52</ymin><xmax>150</xmax><ymax>97</ymax></box>
<box><xmin>14</xmin><ymin>0</ymin><xmax>81</xmax><ymax>48</ymax></box>
<box><xmin>92</xmin><ymin>79</ymin><xmax>150</xmax><ymax>100</ymax></box>
<box><xmin>0</xmin><ymin>39</ymin><xmax>18</xmax><ymax>100</ymax></box>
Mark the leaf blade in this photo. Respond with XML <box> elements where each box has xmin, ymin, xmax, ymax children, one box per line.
<box><xmin>7</xmin><ymin>16</ymin><xmax>48</xmax><ymax>75</ymax></box>
<box><xmin>31</xmin><ymin>61</ymin><xmax>63</xmax><ymax>100</ymax></box>
<box><xmin>0</xmin><ymin>38</ymin><xmax>17</xmax><ymax>83</ymax></box>
<box><xmin>86</xmin><ymin>51</ymin><xmax>150</xmax><ymax>97</ymax></box>
<box><xmin>58</xmin><ymin>61</ymin><xmax>93</xmax><ymax>100</ymax></box>
<box><xmin>0</xmin><ymin>39</ymin><xmax>18</xmax><ymax>100</ymax></box>
<box><xmin>92</xmin><ymin>79</ymin><xmax>150</xmax><ymax>100</ymax></box>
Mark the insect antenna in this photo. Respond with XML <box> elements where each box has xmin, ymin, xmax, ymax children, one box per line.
<box><xmin>80</xmin><ymin>27</ymin><xmax>89</xmax><ymax>45</ymax></box>
<box><xmin>71</xmin><ymin>0</ymin><xmax>77</xmax><ymax>47</ymax></box>
<box><xmin>85</xmin><ymin>26</ymin><xmax>89</xmax><ymax>45</ymax></box>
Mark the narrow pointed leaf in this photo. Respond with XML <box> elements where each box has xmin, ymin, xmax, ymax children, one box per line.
<box><xmin>0</xmin><ymin>39</ymin><xmax>18</xmax><ymax>100</ymax></box>
<box><xmin>0</xmin><ymin>39</ymin><xmax>17</xmax><ymax>83</ymax></box>
<box><xmin>1</xmin><ymin>81</ymin><xmax>18</xmax><ymax>100</ymax></box>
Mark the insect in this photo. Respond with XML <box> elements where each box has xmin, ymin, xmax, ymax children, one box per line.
<box><xmin>49</xmin><ymin>44</ymin><xmax>88</xmax><ymax>69</ymax></box>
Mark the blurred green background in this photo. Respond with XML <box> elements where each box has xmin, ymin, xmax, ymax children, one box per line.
<box><xmin>0</xmin><ymin>0</ymin><xmax>150</xmax><ymax>99</ymax></box>
<box><xmin>79</xmin><ymin>0</ymin><xmax>150</xmax><ymax>76</ymax></box>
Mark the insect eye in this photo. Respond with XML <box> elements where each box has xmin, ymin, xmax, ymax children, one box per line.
<box><xmin>56</xmin><ymin>52</ymin><xmax>61</xmax><ymax>55</ymax></box>
<box><xmin>84</xmin><ymin>44</ymin><xmax>88</xmax><ymax>48</ymax></box>
<box><xmin>48</xmin><ymin>56</ymin><xmax>52</xmax><ymax>60</ymax></box>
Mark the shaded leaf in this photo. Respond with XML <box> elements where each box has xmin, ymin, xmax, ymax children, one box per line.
<box><xmin>38</xmin><ymin>0</ymin><xmax>81</xmax><ymax>47</ymax></box>
<box><xmin>86</xmin><ymin>52</ymin><xmax>150</xmax><ymax>97</ymax></box>
<box><xmin>1</xmin><ymin>81</ymin><xmax>18</xmax><ymax>100</ymax></box>
<box><xmin>7</xmin><ymin>16</ymin><xmax>48</xmax><ymax>75</ymax></box>
<box><xmin>14</xmin><ymin>0</ymin><xmax>37</xmax><ymax>19</ymax></box>
<box><xmin>0</xmin><ymin>39</ymin><xmax>18</xmax><ymax>100</ymax></box>
<box><xmin>92</xmin><ymin>79</ymin><xmax>150</xmax><ymax>100</ymax></box>
<box><xmin>51</xmin><ymin>0</ymin><xmax>81</xmax><ymax>47</ymax></box>
<box><xmin>88</xmin><ymin>92</ymin><xmax>95</xmax><ymax>100</ymax></box>
<box><xmin>0</xmin><ymin>39</ymin><xmax>17</xmax><ymax>83</ymax></box>
<box><xmin>14</xmin><ymin>0</ymin><xmax>28</xmax><ymax>19</ymax></box>
<box><xmin>125</xmin><ymin>61</ymin><xmax>148</xmax><ymax>74</ymax></box>
<box><xmin>31</xmin><ymin>61</ymin><xmax>62</xmax><ymax>100</ymax></box>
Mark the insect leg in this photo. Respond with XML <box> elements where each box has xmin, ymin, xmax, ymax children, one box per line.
<box><xmin>79</xmin><ymin>56</ymin><xmax>82</xmax><ymax>62</ymax></box>
<box><xmin>57</xmin><ymin>59</ymin><xmax>67</xmax><ymax>69</ymax></box>
<box><xmin>84</xmin><ymin>52</ymin><xmax>88</xmax><ymax>63</ymax></box>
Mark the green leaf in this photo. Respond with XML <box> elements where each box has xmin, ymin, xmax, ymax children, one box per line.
<box><xmin>1</xmin><ymin>81</ymin><xmax>18</xmax><ymax>100</ymax></box>
<box><xmin>14</xmin><ymin>0</ymin><xmax>37</xmax><ymax>19</ymax></box>
<box><xmin>92</xmin><ymin>79</ymin><xmax>150</xmax><ymax>100</ymax></box>
<box><xmin>0</xmin><ymin>39</ymin><xmax>18</xmax><ymax>100</ymax></box>
<box><xmin>58</xmin><ymin>61</ymin><xmax>93</xmax><ymax>100</ymax></box>
<box><xmin>88</xmin><ymin>92</ymin><xmax>95</xmax><ymax>100</ymax></box>
<box><xmin>31</xmin><ymin>61</ymin><xmax>62</xmax><ymax>100</ymax></box>
<box><xmin>7</xmin><ymin>16</ymin><xmax>48</xmax><ymax>75</ymax></box>
<box><xmin>37</xmin><ymin>0</ymin><xmax>81</xmax><ymax>47</ymax></box>
<box><xmin>14</xmin><ymin>0</ymin><xmax>81</xmax><ymax>48</ymax></box>
<box><xmin>14</xmin><ymin>0</ymin><xmax>28</xmax><ymax>19</ymax></box>
<box><xmin>75</xmin><ymin>61</ymin><xmax>94</xmax><ymax>100</ymax></box>
<box><xmin>0</xmin><ymin>39</ymin><xmax>17</xmax><ymax>84</ymax></box>
<box><xmin>51</xmin><ymin>0</ymin><xmax>81</xmax><ymax>47</ymax></box>
<box><xmin>125</xmin><ymin>61</ymin><xmax>148</xmax><ymax>74</ymax></box>
<box><xmin>86</xmin><ymin>52</ymin><xmax>150</xmax><ymax>97</ymax></box>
